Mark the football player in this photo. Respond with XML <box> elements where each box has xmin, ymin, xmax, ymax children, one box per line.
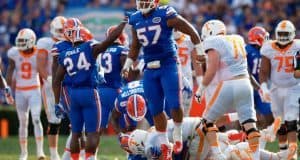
<box><xmin>122</xmin><ymin>1</ymin><xmax>203</xmax><ymax>158</ymax></box>
<box><xmin>36</xmin><ymin>16</ymin><xmax>66</xmax><ymax>160</ymax></box>
<box><xmin>195</xmin><ymin>20</ymin><xmax>260</xmax><ymax>159</ymax></box>
<box><xmin>173</xmin><ymin>30</ymin><xmax>203</xmax><ymax>116</ymax></box>
<box><xmin>6</xmin><ymin>28</ymin><xmax>45</xmax><ymax>160</ymax></box>
<box><xmin>259</xmin><ymin>20</ymin><xmax>299</xmax><ymax>159</ymax></box>
<box><xmin>118</xmin><ymin>117</ymin><xmax>287</xmax><ymax>160</ymax></box>
<box><xmin>52</xmin><ymin>18</ymin><xmax>127</xmax><ymax>160</ymax></box>
<box><xmin>246</xmin><ymin>26</ymin><xmax>274</xmax><ymax>129</ymax></box>
<box><xmin>97</xmin><ymin>25</ymin><xmax>129</xmax><ymax>133</ymax></box>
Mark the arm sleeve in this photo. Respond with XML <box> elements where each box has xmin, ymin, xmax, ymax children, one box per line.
<box><xmin>7</xmin><ymin>47</ymin><xmax>17</xmax><ymax>61</ymax></box>
<box><xmin>165</xmin><ymin>6</ymin><xmax>178</xmax><ymax>20</ymax></box>
<box><xmin>202</xmin><ymin>37</ymin><xmax>222</xmax><ymax>54</ymax></box>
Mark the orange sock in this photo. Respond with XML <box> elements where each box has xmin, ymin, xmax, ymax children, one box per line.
<box><xmin>85</xmin><ymin>152</ymin><xmax>94</xmax><ymax>159</ymax></box>
<box><xmin>71</xmin><ymin>153</ymin><xmax>80</xmax><ymax>160</ymax></box>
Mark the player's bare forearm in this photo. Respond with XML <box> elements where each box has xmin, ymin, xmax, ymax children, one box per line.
<box><xmin>249</xmin><ymin>74</ymin><xmax>260</xmax><ymax>90</ymax></box>
<box><xmin>52</xmin><ymin>56</ymin><xmax>59</xmax><ymax>82</ymax></box>
<box><xmin>92</xmin><ymin>22</ymin><xmax>127</xmax><ymax>58</ymax></box>
<box><xmin>128</xmin><ymin>28</ymin><xmax>141</xmax><ymax>61</ymax></box>
<box><xmin>259</xmin><ymin>56</ymin><xmax>271</xmax><ymax>84</ymax></box>
<box><xmin>53</xmin><ymin>65</ymin><xmax>65</xmax><ymax>104</ymax></box>
<box><xmin>191</xmin><ymin>49</ymin><xmax>203</xmax><ymax>76</ymax></box>
<box><xmin>111</xmin><ymin>109</ymin><xmax>121</xmax><ymax>133</ymax></box>
<box><xmin>202</xmin><ymin>50</ymin><xmax>219</xmax><ymax>86</ymax></box>
<box><xmin>37</xmin><ymin>50</ymin><xmax>48</xmax><ymax>80</ymax></box>
<box><xmin>6</xmin><ymin>59</ymin><xmax>15</xmax><ymax>87</ymax></box>
<box><xmin>167</xmin><ymin>15</ymin><xmax>201</xmax><ymax>45</ymax></box>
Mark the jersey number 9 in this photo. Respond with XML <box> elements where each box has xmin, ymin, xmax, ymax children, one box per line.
<box><xmin>21</xmin><ymin>62</ymin><xmax>31</xmax><ymax>79</ymax></box>
<box><xmin>64</xmin><ymin>52</ymin><xmax>91</xmax><ymax>76</ymax></box>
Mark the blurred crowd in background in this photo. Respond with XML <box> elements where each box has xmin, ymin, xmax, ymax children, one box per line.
<box><xmin>0</xmin><ymin>0</ymin><xmax>299</xmax><ymax>73</ymax></box>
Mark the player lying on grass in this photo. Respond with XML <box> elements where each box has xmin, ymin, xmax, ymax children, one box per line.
<box><xmin>118</xmin><ymin>116</ymin><xmax>291</xmax><ymax>160</ymax></box>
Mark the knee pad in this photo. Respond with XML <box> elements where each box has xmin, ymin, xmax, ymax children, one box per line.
<box><xmin>278</xmin><ymin>124</ymin><xmax>287</xmax><ymax>136</ymax></box>
<box><xmin>32</xmin><ymin>118</ymin><xmax>41</xmax><ymax>126</ymax></box>
<box><xmin>285</xmin><ymin>120</ymin><xmax>297</xmax><ymax>133</ymax></box>
<box><xmin>202</xmin><ymin>119</ymin><xmax>218</xmax><ymax>134</ymax></box>
<box><xmin>241</xmin><ymin>119</ymin><xmax>256</xmax><ymax>125</ymax></box>
<box><xmin>47</xmin><ymin>123</ymin><xmax>61</xmax><ymax>135</ymax></box>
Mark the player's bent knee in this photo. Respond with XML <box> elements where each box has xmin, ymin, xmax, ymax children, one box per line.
<box><xmin>278</xmin><ymin>124</ymin><xmax>287</xmax><ymax>136</ymax></box>
<box><xmin>48</xmin><ymin>123</ymin><xmax>61</xmax><ymax>135</ymax></box>
<box><xmin>285</xmin><ymin>120</ymin><xmax>297</xmax><ymax>133</ymax></box>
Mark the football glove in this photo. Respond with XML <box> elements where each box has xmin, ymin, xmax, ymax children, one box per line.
<box><xmin>259</xmin><ymin>82</ymin><xmax>271</xmax><ymax>102</ymax></box>
<box><xmin>55</xmin><ymin>103</ymin><xmax>66</xmax><ymax>119</ymax></box>
<box><xmin>4</xmin><ymin>87</ymin><xmax>14</xmax><ymax>105</ymax></box>
<box><xmin>195</xmin><ymin>83</ymin><xmax>206</xmax><ymax>103</ymax></box>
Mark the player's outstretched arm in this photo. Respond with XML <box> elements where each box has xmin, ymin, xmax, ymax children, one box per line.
<box><xmin>6</xmin><ymin>59</ymin><xmax>15</xmax><ymax>87</ymax></box>
<box><xmin>92</xmin><ymin>20</ymin><xmax>127</xmax><ymax>58</ymax></box>
<box><xmin>52</xmin><ymin>65</ymin><xmax>66</xmax><ymax>104</ymax></box>
<box><xmin>167</xmin><ymin>15</ymin><xmax>201</xmax><ymax>46</ymax></box>
<box><xmin>122</xmin><ymin>28</ymin><xmax>142</xmax><ymax>78</ymax></box>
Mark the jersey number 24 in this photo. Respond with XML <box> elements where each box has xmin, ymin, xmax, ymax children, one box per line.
<box><xmin>64</xmin><ymin>52</ymin><xmax>91</xmax><ymax>76</ymax></box>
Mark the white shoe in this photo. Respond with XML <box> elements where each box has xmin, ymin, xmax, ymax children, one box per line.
<box><xmin>37</xmin><ymin>152</ymin><xmax>46</xmax><ymax>160</ymax></box>
<box><xmin>50</xmin><ymin>154</ymin><xmax>61</xmax><ymax>160</ymax></box>
<box><xmin>260</xmin><ymin>117</ymin><xmax>281</xmax><ymax>142</ymax></box>
<box><xmin>19</xmin><ymin>153</ymin><xmax>28</xmax><ymax>160</ymax></box>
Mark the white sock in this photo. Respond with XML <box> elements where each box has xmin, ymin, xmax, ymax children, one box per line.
<box><xmin>61</xmin><ymin>150</ymin><xmax>71</xmax><ymax>160</ymax></box>
<box><xmin>50</xmin><ymin>147</ymin><xmax>59</xmax><ymax>157</ymax></box>
<box><xmin>19</xmin><ymin>138</ymin><xmax>28</xmax><ymax>155</ymax></box>
<box><xmin>173</xmin><ymin>122</ymin><xmax>182</xmax><ymax>142</ymax></box>
<box><xmin>156</xmin><ymin>130</ymin><xmax>169</xmax><ymax>145</ymax></box>
<box><xmin>80</xmin><ymin>149</ymin><xmax>85</xmax><ymax>159</ymax></box>
<box><xmin>36</xmin><ymin>137</ymin><xmax>44</xmax><ymax>156</ymax></box>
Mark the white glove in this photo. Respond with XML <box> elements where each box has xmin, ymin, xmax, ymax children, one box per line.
<box><xmin>195</xmin><ymin>82</ymin><xmax>206</xmax><ymax>104</ymax></box>
<box><xmin>259</xmin><ymin>82</ymin><xmax>271</xmax><ymax>102</ymax></box>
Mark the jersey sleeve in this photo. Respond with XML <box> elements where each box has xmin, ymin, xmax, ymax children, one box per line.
<box><xmin>51</xmin><ymin>42</ymin><xmax>60</xmax><ymax>57</ymax></box>
<box><xmin>164</xmin><ymin>6</ymin><xmax>177</xmax><ymax>20</ymax></box>
<box><xmin>260</xmin><ymin>42</ymin><xmax>272</xmax><ymax>59</ymax></box>
<box><xmin>121</xmin><ymin>47</ymin><xmax>129</xmax><ymax>55</ymax></box>
<box><xmin>202</xmin><ymin>36</ymin><xmax>222</xmax><ymax>54</ymax></box>
<box><xmin>294</xmin><ymin>50</ymin><xmax>300</xmax><ymax>70</ymax></box>
<box><xmin>114</xmin><ymin>98</ymin><xmax>121</xmax><ymax>113</ymax></box>
<box><xmin>89</xmin><ymin>39</ymin><xmax>99</xmax><ymax>47</ymax></box>
<box><xmin>7</xmin><ymin>47</ymin><xmax>18</xmax><ymax>61</ymax></box>
<box><xmin>37</xmin><ymin>38</ymin><xmax>52</xmax><ymax>51</ymax></box>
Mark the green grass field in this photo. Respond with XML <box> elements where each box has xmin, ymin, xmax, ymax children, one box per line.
<box><xmin>0</xmin><ymin>135</ymin><xmax>126</xmax><ymax>160</ymax></box>
<box><xmin>0</xmin><ymin>135</ymin><xmax>299</xmax><ymax>160</ymax></box>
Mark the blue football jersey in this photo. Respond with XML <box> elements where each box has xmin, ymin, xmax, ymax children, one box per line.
<box><xmin>52</xmin><ymin>41</ymin><xmax>73</xmax><ymax>86</ymax></box>
<box><xmin>58</xmin><ymin>40</ymin><xmax>100</xmax><ymax>87</ymax></box>
<box><xmin>115</xmin><ymin>80</ymin><xmax>145</xmax><ymax>113</ymax></box>
<box><xmin>246</xmin><ymin>44</ymin><xmax>262</xmax><ymax>81</ymax></box>
<box><xmin>98</xmin><ymin>44</ymin><xmax>128</xmax><ymax>89</ymax></box>
<box><xmin>129</xmin><ymin>5</ymin><xmax>178</xmax><ymax>63</ymax></box>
